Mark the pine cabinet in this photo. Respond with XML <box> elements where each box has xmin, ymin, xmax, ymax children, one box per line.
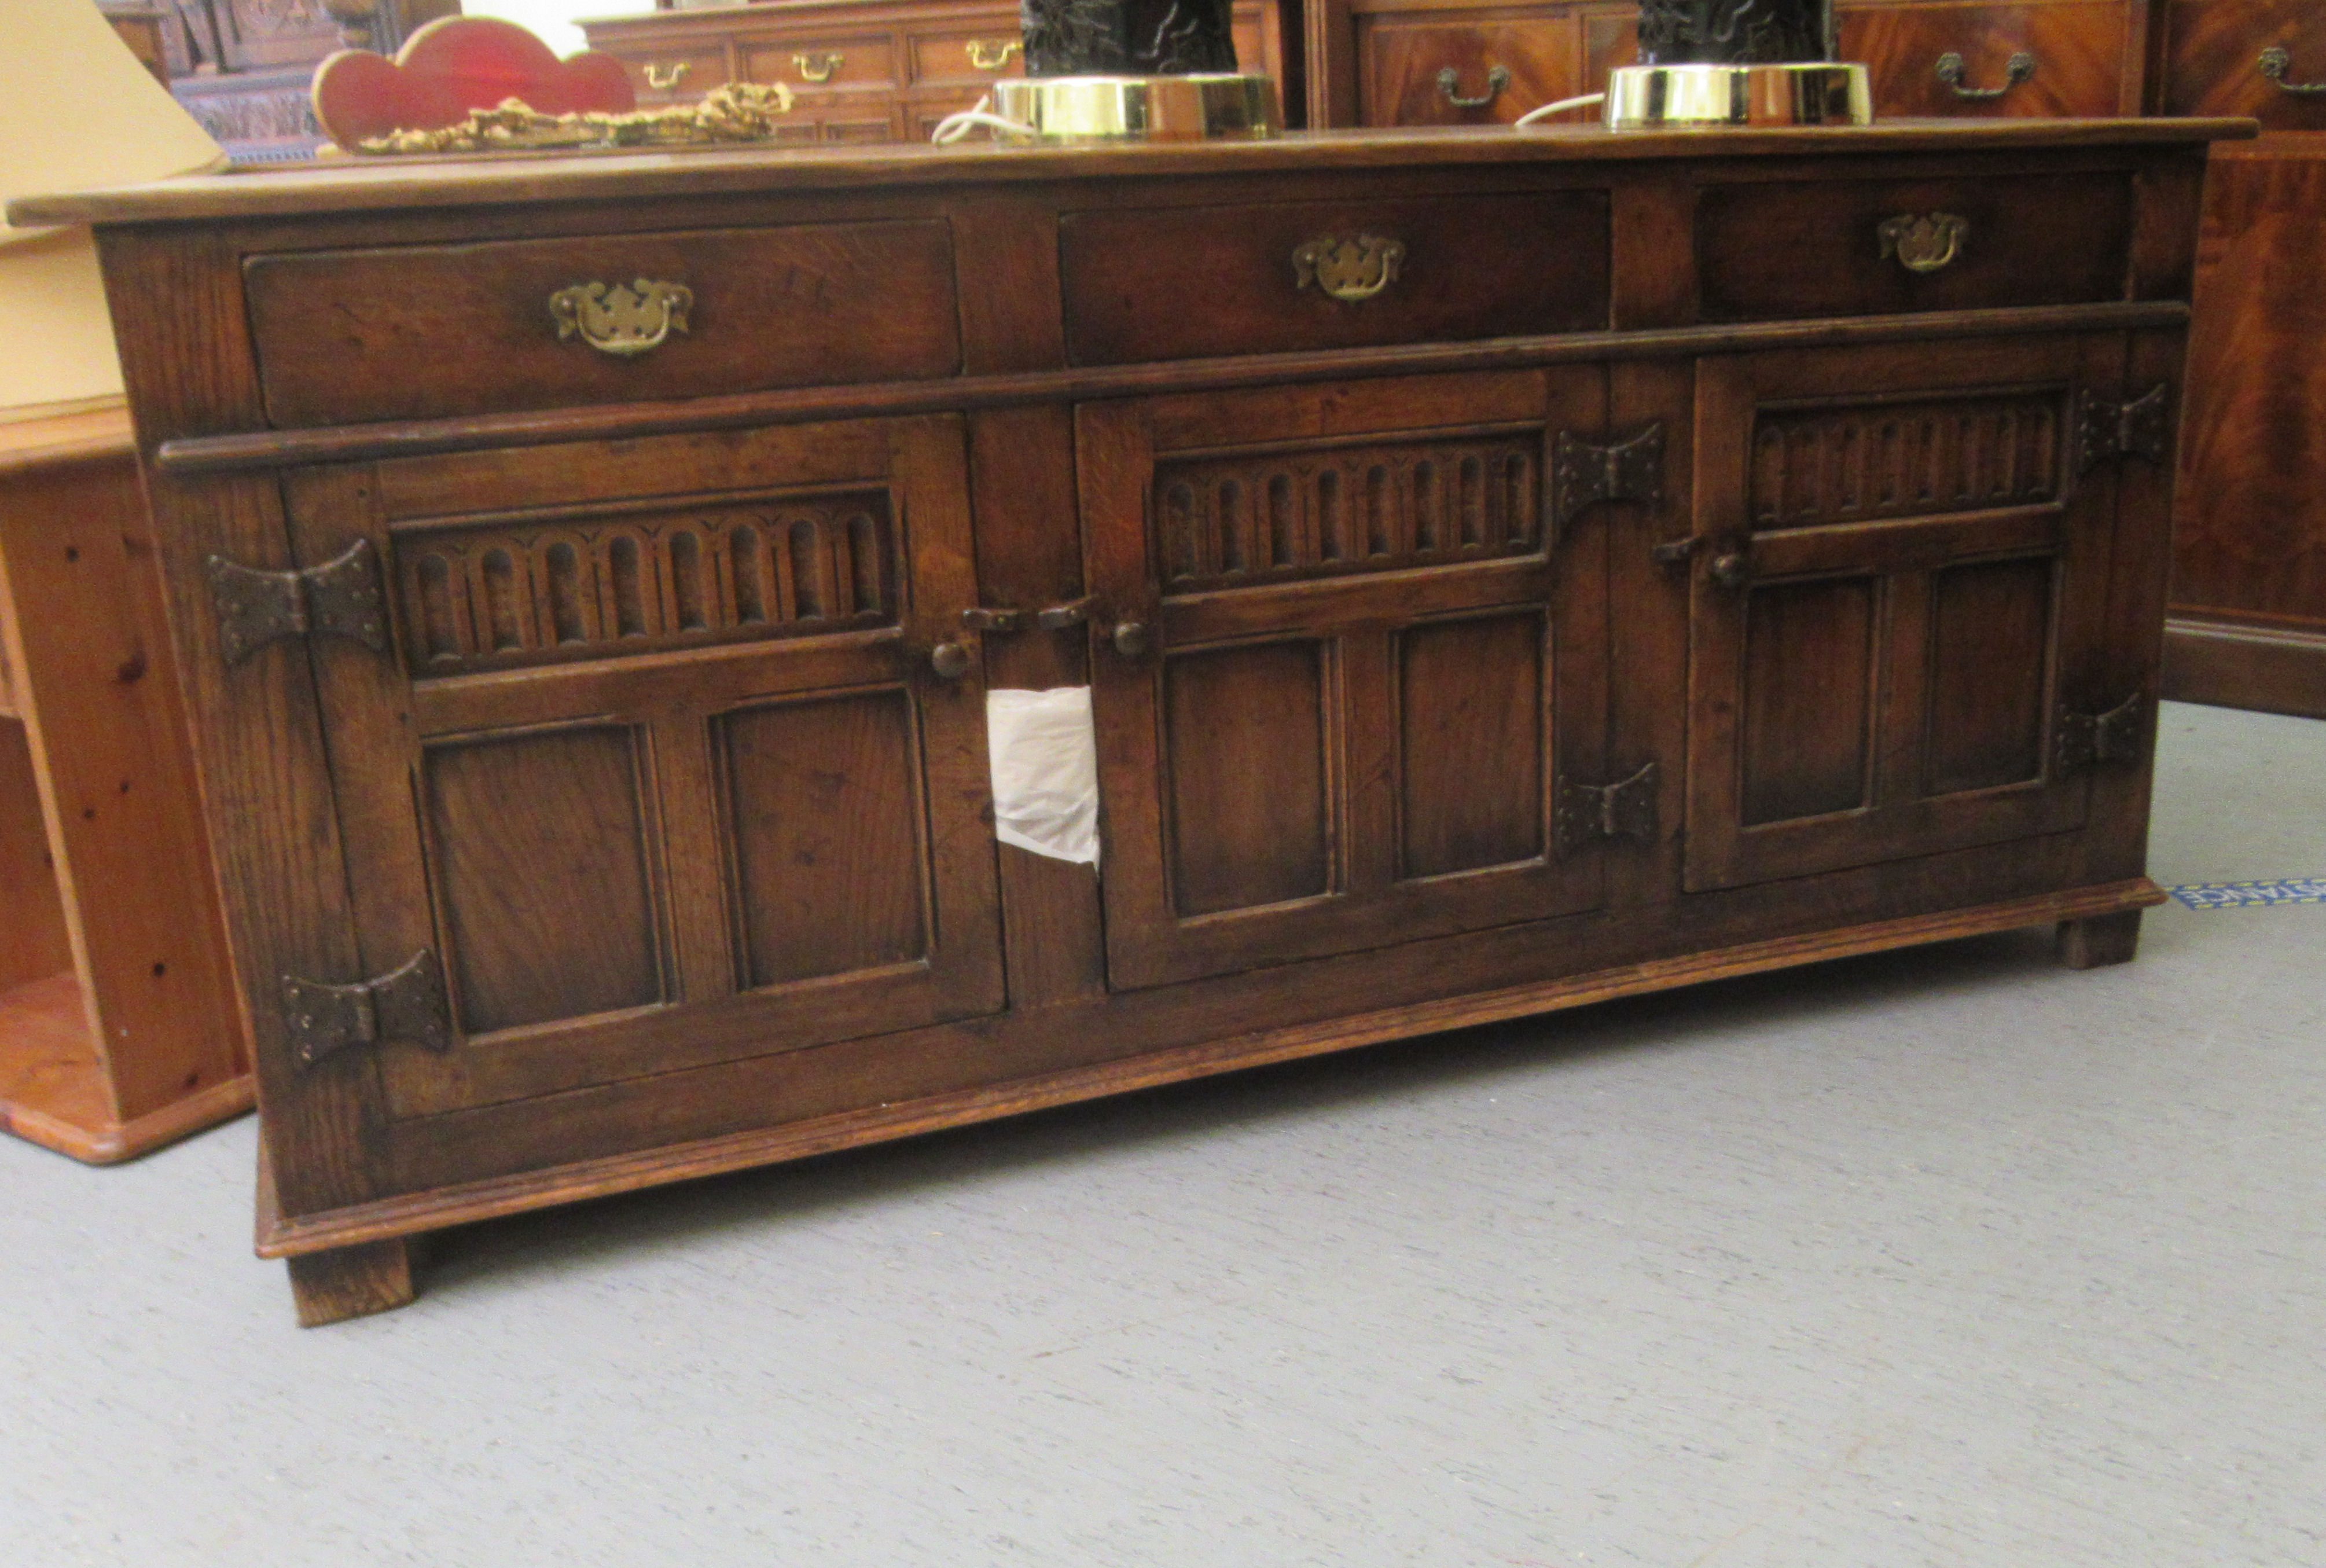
<box><xmin>9</xmin><ymin>117</ymin><xmax>2237</xmax><ymax>1324</ymax></box>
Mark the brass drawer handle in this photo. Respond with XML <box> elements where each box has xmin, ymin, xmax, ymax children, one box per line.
<box><xmin>549</xmin><ymin>279</ymin><xmax>693</xmax><ymax>357</ymax></box>
<box><xmin>1879</xmin><ymin>212</ymin><xmax>1968</xmax><ymax>274</ymax></box>
<box><xmin>1935</xmin><ymin>50</ymin><xmax>2034</xmax><ymax>101</ymax></box>
<box><xmin>795</xmin><ymin>51</ymin><xmax>843</xmax><ymax>83</ymax></box>
<box><xmin>2260</xmin><ymin>46</ymin><xmax>2326</xmax><ymax>97</ymax></box>
<box><xmin>1437</xmin><ymin>64</ymin><xmax>1509</xmax><ymax>109</ymax></box>
<box><xmin>967</xmin><ymin>38</ymin><xmax>1021</xmax><ymax>71</ymax></box>
<box><xmin>1293</xmin><ymin>234</ymin><xmax>1406</xmax><ymax>303</ymax></box>
<box><xmin>642</xmin><ymin>61</ymin><xmax>690</xmax><ymax>90</ymax></box>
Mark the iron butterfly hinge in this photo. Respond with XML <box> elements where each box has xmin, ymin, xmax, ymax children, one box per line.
<box><xmin>2055</xmin><ymin>695</ymin><xmax>2145</xmax><ymax>776</ymax></box>
<box><xmin>2075</xmin><ymin>385</ymin><xmax>2173</xmax><ymax>474</ymax></box>
<box><xmin>1553</xmin><ymin>424</ymin><xmax>1666</xmax><ymax>534</ymax></box>
<box><xmin>1556</xmin><ymin>762</ymin><xmax>1660</xmax><ymax>856</ymax></box>
<box><xmin>282</xmin><ymin>949</ymin><xmax>453</xmax><ymax>1068</ymax></box>
<box><xmin>205</xmin><ymin>538</ymin><xmax>389</xmax><ymax>666</ymax></box>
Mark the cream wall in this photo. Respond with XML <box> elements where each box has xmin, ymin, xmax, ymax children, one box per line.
<box><xmin>464</xmin><ymin>0</ymin><xmax>660</xmax><ymax>58</ymax></box>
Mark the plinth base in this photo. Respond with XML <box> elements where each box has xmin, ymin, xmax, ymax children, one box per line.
<box><xmin>1605</xmin><ymin>63</ymin><xmax>1872</xmax><ymax>128</ymax></box>
<box><xmin>987</xmin><ymin>74</ymin><xmax>1279</xmax><ymax>142</ymax></box>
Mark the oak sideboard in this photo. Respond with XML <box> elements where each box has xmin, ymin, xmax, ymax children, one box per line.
<box><xmin>11</xmin><ymin>117</ymin><xmax>2244</xmax><ymax>1324</ymax></box>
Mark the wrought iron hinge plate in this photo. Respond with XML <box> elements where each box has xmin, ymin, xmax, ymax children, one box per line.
<box><xmin>1554</xmin><ymin>424</ymin><xmax>1666</xmax><ymax>530</ymax></box>
<box><xmin>1556</xmin><ymin>762</ymin><xmax>1660</xmax><ymax>855</ymax></box>
<box><xmin>2055</xmin><ymin>695</ymin><xmax>2145</xmax><ymax>775</ymax></box>
<box><xmin>281</xmin><ymin>949</ymin><xmax>453</xmax><ymax>1068</ymax></box>
<box><xmin>2076</xmin><ymin>385</ymin><xmax>2173</xmax><ymax>473</ymax></box>
<box><xmin>207</xmin><ymin>538</ymin><xmax>389</xmax><ymax>666</ymax></box>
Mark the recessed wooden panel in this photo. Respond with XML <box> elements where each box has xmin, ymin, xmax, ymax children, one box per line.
<box><xmin>1154</xmin><ymin>432</ymin><xmax>1542</xmax><ymax>594</ymax></box>
<box><xmin>2162</xmin><ymin>1</ymin><xmax>2326</xmax><ymax>127</ymax></box>
<box><xmin>1843</xmin><ymin>2</ymin><xmax>2132</xmax><ymax>120</ymax></box>
<box><xmin>245</xmin><ymin>222</ymin><xmax>961</xmax><ymax>427</ymax></box>
<box><xmin>1697</xmin><ymin>174</ymin><xmax>2131</xmax><ymax>322</ymax></box>
<box><xmin>395</xmin><ymin>489</ymin><xmax>898</xmax><ymax>675</ymax></box>
<box><xmin>1060</xmin><ymin>192</ymin><xmax>1610</xmax><ymax>366</ymax></box>
<box><xmin>1750</xmin><ymin>391</ymin><xmax>2064</xmax><ymax>530</ymax></box>
<box><xmin>424</xmin><ymin>725</ymin><xmax>666</xmax><ymax>1035</ymax></box>
<box><xmin>1398</xmin><ymin>611</ymin><xmax>1545</xmax><ymax>879</ymax></box>
<box><xmin>721</xmin><ymin>689</ymin><xmax>930</xmax><ymax>989</ymax></box>
<box><xmin>1740</xmin><ymin>576</ymin><xmax>1877</xmax><ymax>826</ymax></box>
<box><xmin>1164</xmin><ymin>641</ymin><xmax>1332</xmax><ymax>916</ymax></box>
<box><xmin>1925</xmin><ymin>556</ymin><xmax>2056</xmax><ymax>795</ymax></box>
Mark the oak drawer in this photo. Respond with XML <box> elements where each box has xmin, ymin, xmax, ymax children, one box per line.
<box><xmin>1059</xmin><ymin>192</ymin><xmax>1611</xmax><ymax>366</ymax></box>
<box><xmin>1696</xmin><ymin>172</ymin><xmax>2133</xmax><ymax>322</ymax></box>
<box><xmin>244</xmin><ymin>222</ymin><xmax>962</xmax><ymax>428</ymax></box>
<box><xmin>603</xmin><ymin>45</ymin><xmax>733</xmax><ymax>105</ymax></box>
<box><xmin>907</xmin><ymin>27</ymin><xmax>1026</xmax><ymax>87</ymax></box>
<box><xmin>741</xmin><ymin>35</ymin><xmax>896</xmax><ymax>91</ymax></box>
<box><xmin>1843</xmin><ymin>1</ymin><xmax>2133</xmax><ymax>119</ymax></box>
<box><xmin>2160</xmin><ymin>0</ymin><xmax>2326</xmax><ymax>129</ymax></box>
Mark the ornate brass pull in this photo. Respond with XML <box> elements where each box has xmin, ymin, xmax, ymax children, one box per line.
<box><xmin>1437</xmin><ymin>64</ymin><xmax>1510</xmax><ymax>109</ymax></box>
<box><xmin>1878</xmin><ymin>212</ymin><xmax>1969</xmax><ymax>274</ymax></box>
<box><xmin>548</xmin><ymin>278</ymin><xmax>693</xmax><ymax>357</ymax></box>
<box><xmin>1292</xmin><ymin>234</ymin><xmax>1406</xmax><ymax>303</ymax></box>
<box><xmin>967</xmin><ymin>38</ymin><xmax>1021</xmax><ymax>71</ymax></box>
<box><xmin>795</xmin><ymin>51</ymin><xmax>843</xmax><ymax>83</ymax></box>
<box><xmin>929</xmin><ymin>641</ymin><xmax>973</xmax><ymax>680</ymax></box>
<box><xmin>1935</xmin><ymin>50</ymin><xmax>2035</xmax><ymax>101</ymax></box>
<box><xmin>642</xmin><ymin>60</ymin><xmax>690</xmax><ymax>90</ymax></box>
<box><xmin>2259</xmin><ymin>46</ymin><xmax>2326</xmax><ymax>97</ymax></box>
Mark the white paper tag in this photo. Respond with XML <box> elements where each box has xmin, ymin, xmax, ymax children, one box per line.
<box><xmin>986</xmin><ymin>686</ymin><xmax>1101</xmax><ymax>868</ymax></box>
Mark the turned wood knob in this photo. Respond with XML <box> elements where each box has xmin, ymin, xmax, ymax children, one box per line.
<box><xmin>1112</xmin><ymin>620</ymin><xmax>1153</xmax><ymax>659</ymax></box>
<box><xmin>929</xmin><ymin>641</ymin><xmax>973</xmax><ymax>680</ymax></box>
<box><xmin>1709</xmin><ymin>552</ymin><xmax>1754</xmax><ymax>590</ymax></box>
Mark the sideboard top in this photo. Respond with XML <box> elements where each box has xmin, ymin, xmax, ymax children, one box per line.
<box><xmin>9</xmin><ymin>119</ymin><xmax>2253</xmax><ymax>229</ymax></box>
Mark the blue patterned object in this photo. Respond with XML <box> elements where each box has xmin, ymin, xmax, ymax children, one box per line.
<box><xmin>2167</xmin><ymin>879</ymin><xmax>2326</xmax><ymax>910</ymax></box>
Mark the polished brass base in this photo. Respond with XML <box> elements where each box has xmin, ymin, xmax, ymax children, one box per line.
<box><xmin>986</xmin><ymin>74</ymin><xmax>1280</xmax><ymax>142</ymax></box>
<box><xmin>1604</xmin><ymin>62</ymin><xmax>1873</xmax><ymax>128</ymax></box>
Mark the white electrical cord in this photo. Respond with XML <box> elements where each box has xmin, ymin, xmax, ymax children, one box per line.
<box><xmin>1512</xmin><ymin>92</ymin><xmax>1606</xmax><ymax>128</ymax></box>
<box><xmin>931</xmin><ymin>96</ymin><xmax>1028</xmax><ymax>144</ymax></box>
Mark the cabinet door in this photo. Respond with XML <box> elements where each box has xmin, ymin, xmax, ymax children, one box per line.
<box><xmin>1080</xmin><ymin>371</ymin><xmax>1621</xmax><ymax>991</ymax></box>
<box><xmin>1683</xmin><ymin>337</ymin><xmax>2143</xmax><ymax>893</ymax></box>
<box><xmin>283</xmin><ymin>415</ymin><xmax>1003</xmax><ymax>1117</ymax></box>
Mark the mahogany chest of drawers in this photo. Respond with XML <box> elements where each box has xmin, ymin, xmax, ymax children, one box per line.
<box><xmin>11</xmin><ymin>117</ymin><xmax>2243</xmax><ymax>1323</ymax></box>
<box><xmin>582</xmin><ymin>0</ymin><xmax>1288</xmax><ymax>144</ymax></box>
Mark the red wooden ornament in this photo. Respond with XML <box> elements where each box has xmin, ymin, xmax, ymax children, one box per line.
<box><xmin>313</xmin><ymin>15</ymin><xmax>638</xmax><ymax>149</ymax></box>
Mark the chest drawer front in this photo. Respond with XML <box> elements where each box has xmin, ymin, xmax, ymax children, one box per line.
<box><xmin>909</xmin><ymin>27</ymin><xmax>1027</xmax><ymax>87</ymax></box>
<box><xmin>1357</xmin><ymin>19</ymin><xmax>1574</xmax><ymax>126</ymax></box>
<box><xmin>1843</xmin><ymin>1</ymin><xmax>2133</xmax><ymax>118</ymax></box>
<box><xmin>1059</xmin><ymin>192</ymin><xmax>1611</xmax><ymax>366</ymax></box>
<box><xmin>244</xmin><ymin>222</ymin><xmax>962</xmax><ymax>428</ymax></box>
<box><xmin>2162</xmin><ymin>0</ymin><xmax>2326</xmax><ymax>127</ymax></box>
<box><xmin>1696</xmin><ymin>172</ymin><xmax>2132</xmax><ymax>323</ymax></box>
<box><xmin>741</xmin><ymin>34</ymin><xmax>897</xmax><ymax>91</ymax></box>
<box><xmin>602</xmin><ymin>44</ymin><xmax>735</xmax><ymax>104</ymax></box>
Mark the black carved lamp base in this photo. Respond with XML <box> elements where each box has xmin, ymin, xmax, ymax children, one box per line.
<box><xmin>972</xmin><ymin>0</ymin><xmax>1277</xmax><ymax>141</ymax></box>
<box><xmin>1636</xmin><ymin>1</ymin><xmax>1835</xmax><ymax>65</ymax></box>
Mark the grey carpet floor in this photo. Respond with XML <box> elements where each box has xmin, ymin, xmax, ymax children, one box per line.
<box><xmin>3</xmin><ymin>700</ymin><xmax>2320</xmax><ymax>1567</ymax></box>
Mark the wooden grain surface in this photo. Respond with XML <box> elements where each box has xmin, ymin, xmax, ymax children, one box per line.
<box><xmin>7</xmin><ymin>122</ymin><xmax>2250</xmax><ymax>229</ymax></box>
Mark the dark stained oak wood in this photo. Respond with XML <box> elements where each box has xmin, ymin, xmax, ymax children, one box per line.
<box><xmin>2055</xmin><ymin>907</ymin><xmax>2143</xmax><ymax>967</ymax></box>
<box><xmin>245</xmin><ymin>222</ymin><xmax>964</xmax><ymax>427</ymax></box>
<box><xmin>286</xmin><ymin>1237</ymin><xmax>417</xmax><ymax>1328</ymax></box>
<box><xmin>1696</xmin><ymin>171</ymin><xmax>2136</xmax><ymax>322</ymax></box>
<box><xmin>50</xmin><ymin>124</ymin><xmax>2226</xmax><ymax>1321</ymax></box>
<box><xmin>1059</xmin><ymin>190</ymin><xmax>1612</xmax><ymax>365</ymax></box>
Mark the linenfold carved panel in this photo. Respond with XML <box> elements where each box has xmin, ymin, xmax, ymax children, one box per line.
<box><xmin>392</xmin><ymin>490</ymin><xmax>899</xmax><ymax>674</ymax></box>
<box><xmin>1153</xmin><ymin>432</ymin><xmax>1543</xmax><ymax>593</ymax></box>
<box><xmin>1750</xmin><ymin>390</ymin><xmax>2065</xmax><ymax>530</ymax></box>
